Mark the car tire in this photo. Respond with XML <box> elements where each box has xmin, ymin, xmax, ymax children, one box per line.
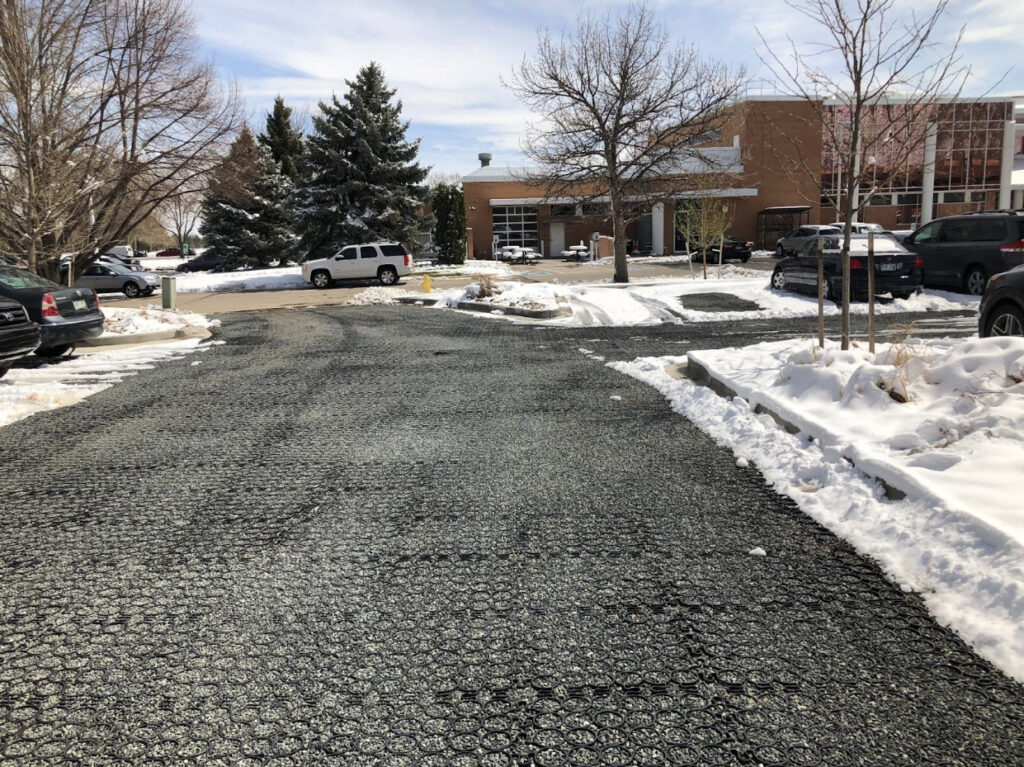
<box><xmin>122</xmin><ymin>282</ymin><xmax>141</xmax><ymax>298</ymax></box>
<box><xmin>771</xmin><ymin>266</ymin><xmax>787</xmax><ymax>291</ymax></box>
<box><xmin>775</xmin><ymin>245</ymin><xmax>785</xmax><ymax>257</ymax></box>
<box><xmin>35</xmin><ymin>344</ymin><xmax>72</xmax><ymax>358</ymax></box>
<box><xmin>378</xmin><ymin>267</ymin><xmax>398</xmax><ymax>286</ymax></box>
<box><xmin>311</xmin><ymin>270</ymin><xmax>332</xmax><ymax>289</ymax></box>
<box><xmin>964</xmin><ymin>266</ymin><xmax>986</xmax><ymax>296</ymax></box>
<box><xmin>891</xmin><ymin>291</ymin><xmax>913</xmax><ymax>300</ymax></box>
<box><xmin>740</xmin><ymin>256</ymin><xmax>750</xmax><ymax>263</ymax></box>
<box><xmin>984</xmin><ymin>304</ymin><xmax>1024</xmax><ymax>337</ymax></box>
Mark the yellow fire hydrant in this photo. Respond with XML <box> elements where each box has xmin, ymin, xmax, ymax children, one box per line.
<box><xmin>422</xmin><ymin>274</ymin><xmax>432</xmax><ymax>294</ymax></box>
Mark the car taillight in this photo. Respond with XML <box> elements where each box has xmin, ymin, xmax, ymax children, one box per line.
<box><xmin>999</xmin><ymin>239</ymin><xmax>1024</xmax><ymax>253</ymax></box>
<box><xmin>914</xmin><ymin>255</ymin><xmax>924</xmax><ymax>268</ymax></box>
<box><xmin>92</xmin><ymin>290</ymin><xmax>100</xmax><ymax>309</ymax></box>
<box><xmin>849</xmin><ymin>257</ymin><xmax>865</xmax><ymax>270</ymax></box>
<box><xmin>745</xmin><ymin>242</ymin><xmax>753</xmax><ymax>248</ymax></box>
<box><xmin>41</xmin><ymin>293</ymin><xmax>60</xmax><ymax>318</ymax></box>
<box><xmin>404</xmin><ymin>254</ymin><xmax>411</xmax><ymax>267</ymax></box>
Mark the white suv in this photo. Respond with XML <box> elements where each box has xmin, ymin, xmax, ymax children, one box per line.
<box><xmin>302</xmin><ymin>242</ymin><xmax>412</xmax><ymax>288</ymax></box>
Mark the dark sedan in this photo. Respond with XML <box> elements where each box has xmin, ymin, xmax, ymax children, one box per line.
<box><xmin>708</xmin><ymin>238</ymin><xmax>753</xmax><ymax>263</ymax></box>
<box><xmin>979</xmin><ymin>265</ymin><xmax>1024</xmax><ymax>337</ymax></box>
<box><xmin>0</xmin><ymin>266</ymin><xmax>104</xmax><ymax>356</ymax></box>
<box><xmin>0</xmin><ymin>296</ymin><xmax>41</xmax><ymax>378</ymax></box>
<box><xmin>770</xmin><ymin>233</ymin><xmax>924</xmax><ymax>301</ymax></box>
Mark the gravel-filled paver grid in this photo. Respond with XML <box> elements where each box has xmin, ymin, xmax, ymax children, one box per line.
<box><xmin>0</xmin><ymin>306</ymin><xmax>1021</xmax><ymax>765</ymax></box>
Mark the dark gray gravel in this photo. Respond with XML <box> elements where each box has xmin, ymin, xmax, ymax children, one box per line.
<box><xmin>1</xmin><ymin>306</ymin><xmax>1020</xmax><ymax>766</ymax></box>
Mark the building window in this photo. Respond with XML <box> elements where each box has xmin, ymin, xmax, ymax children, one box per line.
<box><xmin>867</xmin><ymin>194</ymin><xmax>892</xmax><ymax>206</ymax></box>
<box><xmin>970</xmin><ymin>191</ymin><xmax>987</xmax><ymax>203</ymax></box>
<box><xmin>550</xmin><ymin>204</ymin><xmax>576</xmax><ymax>217</ymax></box>
<box><xmin>897</xmin><ymin>193</ymin><xmax>921</xmax><ymax>206</ymax></box>
<box><xmin>581</xmin><ymin>202</ymin><xmax>608</xmax><ymax>216</ymax></box>
<box><xmin>492</xmin><ymin>206</ymin><xmax>539</xmax><ymax>249</ymax></box>
<box><xmin>943</xmin><ymin>191</ymin><xmax>965</xmax><ymax>203</ymax></box>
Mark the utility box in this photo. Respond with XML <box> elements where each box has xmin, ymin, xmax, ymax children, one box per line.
<box><xmin>598</xmin><ymin>236</ymin><xmax>615</xmax><ymax>261</ymax></box>
<box><xmin>161</xmin><ymin>276</ymin><xmax>177</xmax><ymax>311</ymax></box>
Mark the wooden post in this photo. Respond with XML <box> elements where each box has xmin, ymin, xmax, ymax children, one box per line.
<box><xmin>867</xmin><ymin>231</ymin><xmax>876</xmax><ymax>353</ymax></box>
<box><xmin>817</xmin><ymin>236</ymin><xmax>825</xmax><ymax>348</ymax></box>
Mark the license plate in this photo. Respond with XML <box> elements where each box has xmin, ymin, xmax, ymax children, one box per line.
<box><xmin>73</xmin><ymin>299</ymin><xmax>87</xmax><ymax>311</ymax></box>
<box><xmin>879</xmin><ymin>262</ymin><xmax>901</xmax><ymax>272</ymax></box>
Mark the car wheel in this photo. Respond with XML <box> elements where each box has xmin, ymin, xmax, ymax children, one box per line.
<box><xmin>775</xmin><ymin>245</ymin><xmax>785</xmax><ymax>257</ymax></box>
<box><xmin>771</xmin><ymin>266</ymin><xmax>787</xmax><ymax>291</ymax></box>
<box><xmin>122</xmin><ymin>281</ymin><xmax>141</xmax><ymax>298</ymax></box>
<box><xmin>891</xmin><ymin>291</ymin><xmax>912</xmax><ymax>300</ymax></box>
<box><xmin>311</xmin><ymin>270</ymin><xmax>332</xmax><ymax>289</ymax></box>
<box><xmin>36</xmin><ymin>344</ymin><xmax>72</xmax><ymax>358</ymax></box>
<box><xmin>740</xmin><ymin>256</ymin><xmax>750</xmax><ymax>263</ymax></box>
<box><xmin>964</xmin><ymin>266</ymin><xmax>986</xmax><ymax>296</ymax></box>
<box><xmin>985</xmin><ymin>305</ymin><xmax>1024</xmax><ymax>337</ymax></box>
<box><xmin>378</xmin><ymin>267</ymin><xmax>398</xmax><ymax>286</ymax></box>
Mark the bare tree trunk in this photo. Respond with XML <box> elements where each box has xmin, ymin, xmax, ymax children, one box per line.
<box><xmin>611</xmin><ymin>194</ymin><xmax>628</xmax><ymax>283</ymax></box>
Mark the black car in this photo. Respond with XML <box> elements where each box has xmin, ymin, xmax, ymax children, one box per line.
<box><xmin>0</xmin><ymin>296</ymin><xmax>41</xmax><ymax>378</ymax></box>
<box><xmin>770</xmin><ymin>233</ymin><xmax>924</xmax><ymax>301</ymax></box>
<box><xmin>978</xmin><ymin>264</ymin><xmax>1024</xmax><ymax>337</ymax></box>
<box><xmin>0</xmin><ymin>265</ymin><xmax>104</xmax><ymax>356</ymax></box>
<box><xmin>176</xmin><ymin>252</ymin><xmax>225</xmax><ymax>273</ymax></box>
<box><xmin>708</xmin><ymin>238</ymin><xmax>753</xmax><ymax>263</ymax></box>
<box><xmin>902</xmin><ymin>212</ymin><xmax>1024</xmax><ymax>295</ymax></box>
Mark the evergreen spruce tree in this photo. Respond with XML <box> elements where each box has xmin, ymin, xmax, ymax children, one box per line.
<box><xmin>431</xmin><ymin>183</ymin><xmax>466</xmax><ymax>265</ymax></box>
<box><xmin>201</xmin><ymin>127</ymin><xmax>298</xmax><ymax>269</ymax></box>
<box><xmin>298</xmin><ymin>62</ymin><xmax>429</xmax><ymax>258</ymax></box>
<box><xmin>258</xmin><ymin>96</ymin><xmax>306</xmax><ymax>182</ymax></box>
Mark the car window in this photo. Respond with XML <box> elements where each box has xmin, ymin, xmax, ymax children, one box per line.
<box><xmin>339</xmin><ymin>247</ymin><xmax>357</xmax><ymax>260</ymax></box>
<box><xmin>0</xmin><ymin>265</ymin><xmax>61</xmax><ymax>289</ymax></box>
<box><xmin>379</xmin><ymin>245</ymin><xmax>408</xmax><ymax>257</ymax></box>
<box><xmin>940</xmin><ymin>220</ymin><xmax>975</xmax><ymax>243</ymax></box>
<box><xmin>797</xmin><ymin>240</ymin><xmax>817</xmax><ymax>256</ymax></box>
<box><xmin>795</xmin><ymin>228</ymin><xmax>809</xmax><ymax>237</ymax></box>
<box><xmin>913</xmin><ymin>221</ymin><xmax>942</xmax><ymax>243</ymax></box>
<box><xmin>974</xmin><ymin>219</ymin><xmax>1007</xmax><ymax>241</ymax></box>
<box><xmin>360</xmin><ymin>246</ymin><xmax>378</xmax><ymax>259</ymax></box>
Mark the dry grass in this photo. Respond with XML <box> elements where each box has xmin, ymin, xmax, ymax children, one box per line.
<box><xmin>475</xmin><ymin>274</ymin><xmax>500</xmax><ymax>299</ymax></box>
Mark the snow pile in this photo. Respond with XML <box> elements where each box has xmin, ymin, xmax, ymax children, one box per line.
<box><xmin>0</xmin><ymin>339</ymin><xmax>214</xmax><ymax>429</ymax></box>
<box><xmin>345</xmin><ymin>287</ymin><xmax>417</xmax><ymax>305</ymax></box>
<box><xmin>415</xmin><ymin>260</ymin><xmax>514</xmax><ymax>278</ymax></box>
<box><xmin>100</xmin><ymin>307</ymin><xmax>220</xmax><ymax>336</ymax></box>
<box><xmin>173</xmin><ymin>266</ymin><xmax>306</xmax><ymax>293</ymax></box>
<box><xmin>613</xmin><ymin>336</ymin><xmax>1024</xmax><ymax>681</ymax></box>
<box><xmin>428</xmin><ymin>276</ymin><xmax>975</xmax><ymax>327</ymax></box>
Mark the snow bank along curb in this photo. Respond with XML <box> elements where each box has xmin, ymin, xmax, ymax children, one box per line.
<box><xmin>396</xmin><ymin>295</ymin><xmax>569</xmax><ymax>319</ymax></box>
<box><xmin>685</xmin><ymin>356</ymin><xmax>909</xmax><ymax>500</ymax></box>
<box><xmin>80</xmin><ymin>325</ymin><xmax>212</xmax><ymax>347</ymax></box>
<box><xmin>611</xmin><ymin>354</ymin><xmax>1024</xmax><ymax>683</ymax></box>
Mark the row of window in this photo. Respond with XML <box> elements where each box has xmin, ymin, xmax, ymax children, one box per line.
<box><xmin>492</xmin><ymin>206</ymin><xmax>539</xmax><ymax>249</ymax></box>
<box><xmin>820</xmin><ymin>190</ymin><xmax>991</xmax><ymax>208</ymax></box>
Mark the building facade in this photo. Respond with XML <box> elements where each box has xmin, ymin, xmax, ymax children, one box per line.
<box><xmin>463</xmin><ymin>96</ymin><xmax>1024</xmax><ymax>257</ymax></box>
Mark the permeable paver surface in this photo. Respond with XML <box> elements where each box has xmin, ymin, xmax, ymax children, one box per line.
<box><xmin>0</xmin><ymin>306</ymin><xmax>1020</xmax><ymax>765</ymax></box>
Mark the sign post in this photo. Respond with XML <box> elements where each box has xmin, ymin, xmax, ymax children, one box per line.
<box><xmin>868</xmin><ymin>231</ymin><xmax>876</xmax><ymax>353</ymax></box>
<box><xmin>817</xmin><ymin>236</ymin><xmax>825</xmax><ymax>349</ymax></box>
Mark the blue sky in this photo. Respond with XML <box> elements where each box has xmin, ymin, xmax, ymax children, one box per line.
<box><xmin>192</xmin><ymin>0</ymin><xmax>1023</xmax><ymax>177</ymax></box>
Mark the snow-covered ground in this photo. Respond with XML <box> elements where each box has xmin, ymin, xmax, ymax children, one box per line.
<box><xmin>0</xmin><ymin>338</ymin><xmax>217</xmax><ymax>429</ymax></box>
<box><xmin>425</xmin><ymin>275</ymin><xmax>977</xmax><ymax>326</ymax></box>
<box><xmin>173</xmin><ymin>266</ymin><xmax>307</xmax><ymax>293</ymax></box>
<box><xmin>613</xmin><ymin>336</ymin><xmax>1024</xmax><ymax>682</ymax></box>
<box><xmin>100</xmin><ymin>306</ymin><xmax>220</xmax><ymax>336</ymax></box>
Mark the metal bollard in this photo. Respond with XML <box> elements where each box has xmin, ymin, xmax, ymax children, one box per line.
<box><xmin>161</xmin><ymin>276</ymin><xmax>177</xmax><ymax>311</ymax></box>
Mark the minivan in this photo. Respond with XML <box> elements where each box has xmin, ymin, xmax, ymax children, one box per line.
<box><xmin>902</xmin><ymin>212</ymin><xmax>1024</xmax><ymax>295</ymax></box>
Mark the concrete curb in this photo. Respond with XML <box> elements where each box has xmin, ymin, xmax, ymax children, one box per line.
<box><xmin>80</xmin><ymin>326</ymin><xmax>213</xmax><ymax>348</ymax></box>
<box><xmin>682</xmin><ymin>358</ymin><xmax>907</xmax><ymax>501</ymax></box>
<box><xmin>396</xmin><ymin>296</ymin><xmax>571</xmax><ymax>320</ymax></box>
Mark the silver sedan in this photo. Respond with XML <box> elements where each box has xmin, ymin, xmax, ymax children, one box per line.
<box><xmin>70</xmin><ymin>262</ymin><xmax>161</xmax><ymax>298</ymax></box>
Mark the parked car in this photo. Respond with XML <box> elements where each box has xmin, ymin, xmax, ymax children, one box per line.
<box><xmin>105</xmin><ymin>245</ymin><xmax>134</xmax><ymax>261</ymax></box>
<box><xmin>826</xmin><ymin>221</ymin><xmax>888</xmax><ymax>236</ymax></box>
<box><xmin>978</xmin><ymin>264</ymin><xmax>1024</xmax><ymax>337</ymax></box>
<box><xmin>0</xmin><ymin>254</ymin><xmax>29</xmax><ymax>269</ymax></box>
<box><xmin>302</xmin><ymin>243</ymin><xmax>412</xmax><ymax>288</ymax></box>
<box><xmin>770</xmin><ymin>233</ymin><xmax>923</xmax><ymax>301</ymax></box>
<box><xmin>902</xmin><ymin>212</ymin><xmax>1024</xmax><ymax>295</ymax></box>
<box><xmin>155</xmin><ymin>247</ymin><xmax>189</xmax><ymax>258</ymax></box>
<box><xmin>0</xmin><ymin>265</ymin><xmax>103</xmax><ymax>356</ymax></box>
<box><xmin>176</xmin><ymin>252</ymin><xmax>225</xmax><ymax>273</ymax></box>
<box><xmin>775</xmin><ymin>225</ymin><xmax>843</xmax><ymax>257</ymax></box>
<box><xmin>707</xmin><ymin>238</ymin><xmax>753</xmax><ymax>263</ymax></box>
<box><xmin>0</xmin><ymin>295</ymin><xmax>41</xmax><ymax>378</ymax></box>
<box><xmin>99</xmin><ymin>252</ymin><xmax>143</xmax><ymax>270</ymax></box>
<box><xmin>63</xmin><ymin>262</ymin><xmax>161</xmax><ymax>297</ymax></box>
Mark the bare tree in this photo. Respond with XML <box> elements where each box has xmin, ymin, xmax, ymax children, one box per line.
<box><xmin>507</xmin><ymin>2</ymin><xmax>745</xmax><ymax>283</ymax></box>
<box><xmin>0</xmin><ymin>0</ymin><xmax>239</xmax><ymax>279</ymax></box>
<box><xmin>676</xmin><ymin>172</ymin><xmax>736</xmax><ymax>279</ymax></box>
<box><xmin>159</xmin><ymin>190</ymin><xmax>202</xmax><ymax>252</ymax></box>
<box><xmin>759</xmin><ymin>0</ymin><xmax>971</xmax><ymax>349</ymax></box>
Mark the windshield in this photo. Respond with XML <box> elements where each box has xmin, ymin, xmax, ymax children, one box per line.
<box><xmin>0</xmin><ymin>265</ymin><xmax>61</xmax><ymax>289</ymax></box>
<box><xmin>104</xmin><ymin>262</ymin><xmax>135</xmax><ymax>275</ymax></box>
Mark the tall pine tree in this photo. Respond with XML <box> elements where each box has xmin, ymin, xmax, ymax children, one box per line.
<box><xmin>299</xmin><ymin>62</ymin><xmax>429</xmax><ymax>258</ymax></box>
<box><xmin>259</xmin><ymin>96</ymin><xmax>306</xmax><ymax>182</ymax></box>
<box><xmin>201</xmin><ymin>127</ymin><xmax>298</xmax><ymax>268</ymax></box>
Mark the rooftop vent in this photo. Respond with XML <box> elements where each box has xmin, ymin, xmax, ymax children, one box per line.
<box><xmin>478</xmin><ymin>153</ymin><xmax>493</xmax><ymax>168</ymax></box>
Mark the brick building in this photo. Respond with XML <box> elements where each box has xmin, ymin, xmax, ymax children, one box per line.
<box><xmin>462</xmin><ymin>95</ymin><xmax>1024</xmax><ymax>258</ymax></box>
